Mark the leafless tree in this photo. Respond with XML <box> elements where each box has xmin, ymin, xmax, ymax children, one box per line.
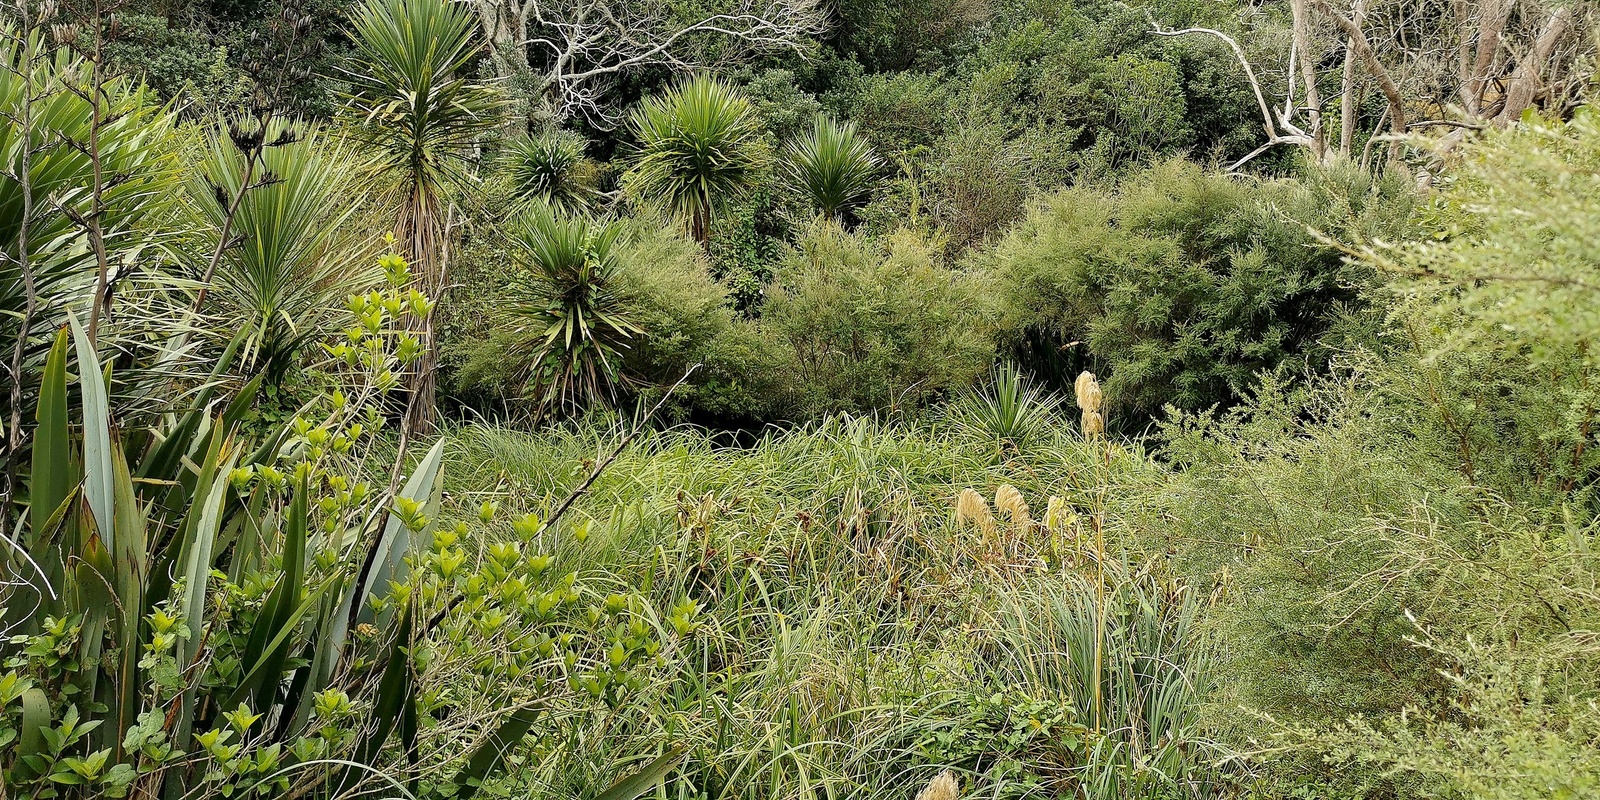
<box><xmin>1152</xmin><ymin>0</ymin><xmax>1594</xmax><ymax>171</ymax></box>
<box><xmin>468</xmin><ymin>0</ymin><xmax>825</xmax><ymax>124</ymax></box>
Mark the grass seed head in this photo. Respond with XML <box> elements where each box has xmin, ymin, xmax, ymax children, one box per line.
<box><xmin>1044</xmin><ymin>495</ymin><xmax>1065</xmax><ymax>528</ymax></box>
<box><xmin>915</xmin><ymin>770</ymin><xmax>961</xmax><ymax>800</ymax></box>
<box><xmin>995</xmin><ymin>484</ymin><xmax>1030</xmax><ymax>527</ymax></box>
<box><xmin>955</xmin><ymin>488</ymin><xmax>996</xmax><ymax>541</ymax></box>
<box><xmin>1082</xmin><ymin>409</ymin><xmax>1105</xmax><ymax>439</ymax></box>
<box><xmin>1074</xmin><ymin>371</ymin><xmax>1102</xmax><ymax>413</ymax></box>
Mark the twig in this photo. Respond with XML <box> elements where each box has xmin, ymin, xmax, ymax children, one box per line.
<box><xmin>543</xmin><ymin>363</ymin><xmax>700</xmax><ymax>531</ymax></box>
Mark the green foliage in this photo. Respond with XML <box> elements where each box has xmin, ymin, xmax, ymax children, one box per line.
<box><xmin>783</xmin><ymin>114</ymin><xmax>880</xmax><ymax>220</ymax></box>
<box><xmin>0</xmin><ymin>258</ymin><xmax>682</xmax><ymax>798</ymax></box>
<box><xmin>17</xmin><ymin>0</ymin><xmax>1600</xmax><ymax>796</ymax></box>
<box><xmin>453</xmin><ymin>220</ymin><xmax>776</xmax><ymax>423</ymax></box>
<box><xmin>1368</xmin><ymin>108</ymin><xmax>1600</xmax><ymax>357</ymax></box>
<box><xmin>624</xmin><ymin>75</ymin><xmax>768</xmax><ymax>245</ymax></box>
<box><xmin>832</xmin><ymin>0</ymin><xmax>991</xmax><ymax>71</ymax></box>
<box><xmin>100</xmin><ymin>13</ymin><xmax>251</xmax><ymax>113</ymax></box>
<box><xmin>604</xmin><ymin>224</ymin><xmax>776</xmax><ymax>421</ymax></box>
<box><xmin>502</xmin><ymin>204</ymin><xmax>639</xmax><ymax>417</ymax></box>
<box><xmin>189</xmin><ymin>121</ymin><xmax>376</xmax><ymax>381</ymax></box>
<box><xmin>977</xmin><ymin>564</ymin><xmax>1228</xmax><ymax>798</ymax></box>
<box><xmin>987</xmin><ymin>158</ymin><xmax>1413</xmax><ymax>419</ymax></box>
<box><xmin>340</xmin><ymin>0</ymin><xmax>504</xmax><ymax>222</ymax></box>
<box><xmin>443</xmin><ymin>411</ymin><xmax>1178</xmax><ymax>800</ymax></box>
<box><xmin>502</xmin><ymin>129</ymin><xmax>601</xmax><ymax>213</ymax></box>
<box><xmin>738</xmin><ymin>68</ymin><xmax>824</xmax><ymax>144</ymax></box>
<box><xmin>949</xmin><ymin>363</ymin><xmax>1063</xmax><ymax>448</ymax></box>
<box><xmin>760</xmin><ymin>221</ymin><xmax>996</xmax><ymax>417</ymax></box>
<box><xmin>1131</xmin><ymin>113</ymin><xmax>1600</xmax><ymax>798</ymax></box>
<box><xmin>0</xmin><ymin>30</ymin><xmax>181</xmax><ymax>432</ymax></box>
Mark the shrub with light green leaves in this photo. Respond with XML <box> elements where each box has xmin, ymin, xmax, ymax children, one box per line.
<box><xmin>987</xmin><ymin>158</ymin><xmax>1413</xmax><ymax>421</ymax></box>
<box><xmin>760</xmin><ymin>221</ymin><xmax>997</xmax><ymax>418</ymax></box>
<box><xmin>0</xmin><ymin>254</ymin><xmax>692</xmax><ymax>799</ymax></box>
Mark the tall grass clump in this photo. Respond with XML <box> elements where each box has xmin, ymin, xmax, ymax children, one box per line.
<box><xmin>441</xmin><ymin>413</ymin><xmax>1200</xmax><ymax>800</ymax></box>
<box><xmin>949</xmin><ymin>362</ymin><xmax>1063</xmax><ymax>447</ymax></box>
<box><xmin>981</xmin><ymin>562</ymin><xmax>1227</xmax><ymax>799</ymax></box>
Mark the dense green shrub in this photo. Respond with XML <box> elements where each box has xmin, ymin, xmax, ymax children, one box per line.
<box><xmin>759</xmin><ymin>221</ymin><xmax>996</xmax><ymax>417</ymax></box>
<box><xmin>607</xmin><ymin>223</ymin><xmax>780</xmax><ymax>421</ymax></box>
<box><xmin>986</xmin><ymin>158</ymin><xmax>1414</xmax><ymax>420</ymax></box>
<box><xmin>451</xmin><ymin>220</ymin><xmax>776</xmax><ymax>422</ymax></box>
<box><xmin>1127</xmin><ymin>113</ymin><xmax>1600</xmax><ymax>798</ymax></box>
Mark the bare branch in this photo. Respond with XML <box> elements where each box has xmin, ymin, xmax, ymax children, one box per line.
<box><xmin>479</xmin><ymin>0</ymin><xmax>824</xmax><ymax>122</ymax></box>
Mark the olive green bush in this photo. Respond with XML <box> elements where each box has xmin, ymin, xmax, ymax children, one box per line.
<box><xmin>985</xmin><ymin>158</ymin><xmax>1413</xmax><ymax>420</ymax></box>
<box><xmin>759</xmin><ymin>221</ymin><xmax>997</xmax><ymax>418</ymax></box>
<box><xmin>1128</xmin><ymin>112</ymin><xmax>1600</xmax><ymax>798</ymax></box>
<box><xmin>450</xmin><ymin>219</ymin><xmax>777</xmax><ymax>423</ymax></box>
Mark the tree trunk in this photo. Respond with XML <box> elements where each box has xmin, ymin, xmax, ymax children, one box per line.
<box><xmin>1465</xmin><ymin>0</ymin><xmax>1516</xmax><ymax>116</ymax></box>
<box><xmin>1495</xmin><ymin>6</ymin><xmax>1574</xmax><ymax>125</ymax></box>
<box><xmin>1339</xmin><ymin>0</ymin><xmax>1369</xmax><ymax>157</ymax></box>
<box><xmin>1314</xmin><ymin>0</ymin><xmax>1407</xmax><ymax>162</ymax></box>
<box><xmin>1289</xmin><ymin>0</ymin><xmax>1325</xmax><ymax>158</ymax></box>
<box><xmin>400</xmin><ymin>184</ymin><xmax>446</xmax><ymax>438</ymax></box>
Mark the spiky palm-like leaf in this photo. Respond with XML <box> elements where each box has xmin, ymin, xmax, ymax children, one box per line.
<box><xmin>504</xmin><ymin>129</ymin><xmax>600</xmax><ymax>213</ymax></box>
<box><xmin>506</xmin><ymin>203</ymin><xmax>640</xmax><ymax>417</ymax></box>
<box><xmin>340</xmin><ymin>0</ymin><xmax>506</xmax><ymax>431</ymax></box>
<box><xmin>1</xmin><ymin>30</ymin><xmax>180</xmax><ymax>436</ymax></box>
<box><xmin>623</xmin><ymin>76</ymin><xmax>765</xmax><ymax>245</ymax></box>
<box><xmin>190</xmin><ymin>121</ymin><xmax>376</xmax><ymax>381</ymax></box>
<box><xmin>341</xmin><ymin>0</ymin><xmax>503</xmax><ymax>200</ymax></box>
<box><xmin>950</xmin><ymin>362</ymin><xmax>1063</xmax><ymax>445</ymax></box>
<box><xmin>784</xmin><ymin>114</ymin><xmax>879</xmax><ymax>220</ymax></box>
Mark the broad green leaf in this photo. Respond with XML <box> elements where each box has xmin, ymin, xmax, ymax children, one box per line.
<box><xmin>592</xmin><ymin>747</ymin><xmax>690</xmax><ymax>800</ymax></box>
<box><xmin>109</xmin><ymin>440</ymin><xmax>148</xmax><ymax>755</ymax></box>
<box><xmin>15</xmin><ymin>688</ymin><xmax>52</xmax><ymax>780</ymax></box>
<box><xmin>67</xmin><ymin>311</ymin><xmax>113</xmax><ymax>551</ymax></box>
<box><xmin>180</xmin><ymin>442</ymin><xmax>238</xmax><ymax>663</ymax></box>
<box><xmin>240</xmin><ymin>470</ymin><xmax>310</xmax><ymax>714</ymax></box>
<box><xmin>357</xmin><ymin>437</ymin><xmax>446</xmax><ymax>623</ymax></box>
<box><xmin>29</xmin><ymin>327</ymin><xmax>74</xmax><ymax>550</ymax></box>
<box><xmin>451</xmin><ymin>704</ymin><xmax>546</xmax><ymax>800</ymax></box>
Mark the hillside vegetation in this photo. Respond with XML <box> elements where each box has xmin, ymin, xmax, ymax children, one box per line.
<box><xmin>2</xmin><ymin>0</ymin><xmax>1598</xmax><ymax>798</ymax></box>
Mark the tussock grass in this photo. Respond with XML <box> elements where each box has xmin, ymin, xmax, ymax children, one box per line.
<box><xmin>439</xmin><ymin>415</ymin><xmax>1231</xmax><ymax>799</ymax></box>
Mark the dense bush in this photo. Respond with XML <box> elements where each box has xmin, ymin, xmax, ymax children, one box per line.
<box><xmin>12</xmin><ymin>0</ymin><xmax>1600</xmax><ymax>796</ymax></box>
<box><xmin>985</xmin><ymin>158</ymin><xmax>1413</xmax><ymax>421</ymax></box>
<box><xmin>759</xmin><ymin>221</ymin><xmax>997</xmax><ymax>418</ymax></box>
<box><xmin>450</xmin><ymin>219</ymin><xmax>777</xmax><ymax>422</ymax></box>
<box><xmin>1126</xmin><ymin>112</ymin><xmax>1600</xmax><ymax>798</ymax></box>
